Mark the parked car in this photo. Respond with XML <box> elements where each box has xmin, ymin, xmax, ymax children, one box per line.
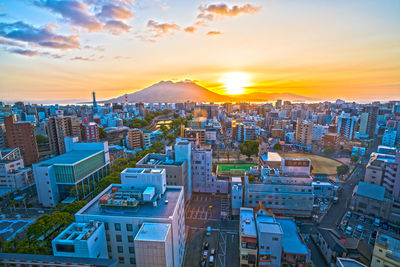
<box><xmin>210</xmin><ymin>249</ymin><xmax>215</xmax><ymax>256</ymax></box>
<box><xmin>209</xmin><ymin>256</ymin><xmax>214</xmax><ymax>266</ymax></box>
<box><xmin>346</xmin><ymin>211</ymin><xmax>352</xmax><ymax>218</ymax></box>
<box><xmin>356</xmin><ymin>225</ymin><xmax>363</xmax><ymax>232</ymax></box>
<box><xmin>345</xmin><ymin>226</ymin><xmax>353</xmax><ymax>235</ymax></box>
<box><xmin>200</xmin><ymin>260</ymin><xmax>206</xmax><ymax>267</ymax></box>
<box><xmin>372</xmin><ymin>231</ymin><xmax>377</xmax><ymax>238</ymax></box>
<box><xmin>206</xmin><ymin>226</ymin><xmax>211</xmax><ymax>236</ymax></box>
<box><xmin>382</xmin><ymin>222</ymin><xmax>389</xmax><ymax>230</ymax></box>
<box><xmin>374</xmin><ymin>218</ymin><xmax>380</xmax><ymax>227</ymax></box>
<box><xmin>203</xmin><ymin>250</ymin><xmax>208</xmax><ymax>260</ymax></box>
<box><xmin>359</xmin><ymin>215</ymin><xmax>365</xmax><ymax>222</ymax></box>
<box><xmin>203</xmin><ymin>242</ymin><xmax>209</xmax><ymax>250</ymax></box>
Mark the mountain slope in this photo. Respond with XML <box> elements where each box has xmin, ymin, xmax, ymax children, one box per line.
<box><xmin>103</xmin><ymin>80</ymin><xmax>317</xmax><ymax>103</ymax></box>
<box><xmin>106</xmin><ymin>80</ymin><xmax>230</xmax><ymax>103</ymax></box>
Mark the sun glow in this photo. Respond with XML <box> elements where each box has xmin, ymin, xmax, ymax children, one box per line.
<box><xmin>221</xmin><ymin>72</ymin><xmax>250</xmax><ymax>95</ymax></box>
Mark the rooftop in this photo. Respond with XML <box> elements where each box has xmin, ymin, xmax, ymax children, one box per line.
<box><xmin>54</xmin><ymin>221</ymin><xmax>103</xmax><ymax>243</ymax></box>
<box><xmin>37</xmin><ymin>150</ymin><xmax>103</xmax><ymax>166</ymax></box>
<box><xmin>336</xmin><ymin>257</ymin><xmax>368</xmax><ymax>267</ymax></box>
<box><xmin>137</xmin><ymin>153</ymin><xmax>184</xmax><ymax>167</ymax></box>
<box><xmin>356</xmin><ymin>182</ymin><xmax>385</xmax><ymax>201</ymax></box>
<box><xmin>276</xmin><ymin>218</ymin><xmax>309</xmax><ymax>255</ymax></box>
<box><xmin>375</xmin><ymin>231</ymin><xmax>400</xmax><ymax>261</ymax></box>
<box><xmin>260</xmin><ymin>152</ymin><xmax>282</xmax><ymax>162</ymax></box>
<box><xmin>122</xmin><ymin>167</ymin><xmax>165</xmax><ymax>174</ymax></box>
<box><xmin>0</xmin><ymin>253</ymin><xmax>117</xmax><ymax>267</ymax></box>
<box><xmin>77</xmin><ymin>184</ymin><xmax>182</xmax><ymax>218</ymax></box>
<box><xmin>134</xmin><ymin>223</ymin><xmax>171</xmax><ymax>242</ymax></box>
<box><xmin>240</xmin><ymin>208</ymin><xmax>257</xmax><ymax>237</ymax></box>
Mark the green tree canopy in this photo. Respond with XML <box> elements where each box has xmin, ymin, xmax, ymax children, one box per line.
<box><xmin>273</xmin><ymin>143</ymin><xmax>282</xmax><ymax>150</ymax></box>
<box><xmin>351</xmin><ymin>155</ymin><xmax>359</xmax><ymax>163</ymax></box>
<box><xmin>35</xmin><ymin>134</ymin><xmax>48</xmax><ymax>144</ymax></box>
<box><xmin>239</xmin><ymin>140</ymin><xmax>259</xmax><ymax>159</ymax></box>
<box><xmin>99</xmin><ymin>127</ymin><xmax>107</xmax><ymax>139</ymax></box>
<box><xmin>337</xmin><ymin>164</ymin><xmax>349</xmax><ymax>176</ymax></box>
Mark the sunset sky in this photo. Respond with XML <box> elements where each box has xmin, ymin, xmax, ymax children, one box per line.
<box><xmin>0</xmin><ymin>0</ymin><xmax>399</xmax><ymax>103</ymax></box>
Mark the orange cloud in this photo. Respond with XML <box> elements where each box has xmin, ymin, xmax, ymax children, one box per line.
<box><xmin>184</xmin><ymin>26</ymin><xmax>196</xmax><ymax>33</ymax></box>
<box><xmin>207</xmin><ymin>31</ymin><xmax>222</xmax><ymax>35</ymax></box>
<box><xmin>198</xmin><ymin>3</ymin><xmax>261</xmax><ymax>20</ymax></box>
<box><xmin>147</xmin><ymin>20</ymin><xmax>180</xmax><ymax>37</ymax></box>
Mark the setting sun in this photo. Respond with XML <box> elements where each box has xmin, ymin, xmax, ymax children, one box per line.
<box><xmin>221</xmin><ymin>72</ymin><xmax>251</xmax><ymax>95</ymax></box>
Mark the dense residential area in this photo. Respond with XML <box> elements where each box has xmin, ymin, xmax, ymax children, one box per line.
<box><xmin>0</xmin><ymin>98</ymin><xmax>399</xmax><ymax>267</ymax></box>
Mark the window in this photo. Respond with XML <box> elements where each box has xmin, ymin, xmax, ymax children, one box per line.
<box><xmin>107</xmin><ymin>245</ymin><xmax>111</xmax><ymax>252</ymax></box>
<box><xmin>272</xmin><ymin>237</ymin><xmax>279</xmax><ymax>241</ymax></box>
<box><xmin>129</xmin><ymin>247</ymin><xmax>135</xmax><ymax>254</ymax></box>
<box><xmin>118</xmin><ymin>257</ymin><xmax>124</xmax><ymax>263</ymax></box>
<box><xmin>128</xmin><ymin>235</ymin><xmax>134</xmax><ymax>242</ymax></box>
<box><xmin>105</xmin><ymin>223</ymin><xmax>109</xmax><ymax>230</ymax></box>
<box><xmin>106</xmin><ymin>234</ymin><xmax>110</xmax><ymax>241</ymax></box>
<box><xmin>116</xmin><ymin>234</ymin><xmax>122</xmax><ymax>242</ymax></box>
<box><xmin>130</xmin><ymin>258</ymin><xmax>136</xmax><ymax>264</ymax></box>
<box><xmin>126</xmin><ymin>224</ymin><xmax>133</xmax><ymax>231</ymax></box>
<box><xmin>114</xmin><ymin>223</ymin><xmax>121</xmax><ymax>231</ymax></box>
<box><xmin>117</xmin><ymin>246</ymin><xmax>123</xmax><ymax>253</ymax></box>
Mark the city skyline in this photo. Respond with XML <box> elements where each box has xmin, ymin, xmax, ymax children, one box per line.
<box><xmin>0</xmin><ymin>0</ymin><xmax>399</xmax><ymax>103</ymax></box>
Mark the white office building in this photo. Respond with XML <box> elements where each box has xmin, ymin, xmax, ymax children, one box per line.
<box><xmin>0</xmin><ymin>148</ymin><xmax>31</xmax><ymax>189</ymax></box>
<box><xmin>74</xmin><ymin>176</ymin><xmax>185</xmax><ymax>267</ymax></box>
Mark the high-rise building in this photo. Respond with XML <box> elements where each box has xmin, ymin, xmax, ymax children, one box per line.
<box><xmin>82</xmin><ymin>121</ymin><xmax>100</xmax><ymax>142</ymax></box>
<box><xmin>0</xmin><ymin>122</ymin><xmax>7</xmax><ymax>149</ymax></box>
<box><xmin>295</xmin><ymin>119</ymin><xmax>314</xmax><ymax>147</ymax></box>
<box><xmin>126</xmin><ymin>128</ymin><xmax>144</xmax><ymax>150</ymax></box>
<box><xmin>191</xmin><ymin>148</ymin><xmax>212</xmax><ymax>193</ymax></box>
<box><xmin>336</xmin><ymin>113</ymin><xmax>357</xmax><ymax>140</ymax></box>
<box><xmin>382</xmin><ymin>129</ymin><xmax>397</xmax><ymax>147</ymax></box>
<box><xmin>47</xmin><ymin>116</ymin><xmax>81</xmax><ymax>155</ymax></box>
<box><xmin>4</xmin><ymin>116</ymin><xmax>39</xmax><ymax>166</ymax></box>
<box><xmin>360</xmin><ymin>106</ymin><xmax>379</xmax><ymax>138</ymax></box>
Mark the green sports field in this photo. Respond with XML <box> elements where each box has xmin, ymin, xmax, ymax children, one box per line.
<box><xmin>281</xmin><ymin>153</ymin><xmax>341</xmax><ymax>174</ymax></box>
<box><xmin>216</xmin><ymin>164</ymin><xmax>255</xmax><ymax>174</ymax></box>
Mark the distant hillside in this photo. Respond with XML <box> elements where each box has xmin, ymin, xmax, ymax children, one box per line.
<box><xmin>101</xmin><ymin>80</ymin><xmax>317</xmax><ymax>103</ymax></box>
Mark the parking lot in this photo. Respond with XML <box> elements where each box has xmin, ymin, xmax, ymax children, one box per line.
<box><xmin>186</xmin><ymin>194</ymin><xmax>224</xmax><ymax>221</ymax></box>
<box><xmin>338</xmin><ymin>211</ymin><xmax>400</xmax><ymax>245</ymax></box>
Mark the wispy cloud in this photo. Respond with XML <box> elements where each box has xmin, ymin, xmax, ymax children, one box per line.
<box><xmin>198</xmin><ymin>3</ymin><xmax>261</xmax><ymax>20</ymax></box>
<box><xmin>147</xmin><ymin>19</ymin><xmax>180</xmax><ymax>37</ymax></box>
<box><xmin>98</xmin><ymin>3</ymin><xmax>133</xmax><ymax>20</ymax></box>
<box><xmin>7</xmin><ymin>48</ymin><xmax>38</xmax><ymax>56</ymax></box>
<box><xmin>0</xmin><ymin>36</ymin><xmax>25</xmax><ymax>47</ymax></box>
<box><xmin>184</xmin><ymin>26</ymin><xmax>196</xmax><ymax>33</ymax></box>
<box><xmin>207</xmin><ymin>31</ymin><xmax>222</xmax><ymax>35</ymax></box>
<box><xmin>104</xmin><ymin>20</ymin><xmax>131</xmax><ymax>35</ymax></box>
<box><xmin>0</xmin><ymin>21</ymin><xmax>80</xmax><ymax>49</ymax></box>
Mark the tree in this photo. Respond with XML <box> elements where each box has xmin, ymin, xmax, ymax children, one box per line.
<box><xmin>35</xmin><ymin>134</ymin><xmax>48</xmax><ymax>144</ymax></box>
<box><xmin>337</xmin><ymin>164</ymin><xmax>349</xmax><ymax>176</ymax></box>
<box><xmin>351</xmin><ymin>155</ymin><xmax>359</xmax><ymax>163</ymax></box>
<box><xmin>61</xmin><ymin>200</ymin><xmax>88</xmax><ymax>215</ymax></box>
<box><xmin>150</xmin><ymin>142</ymin><xmax>164</xmax><ymax>153</ymax></box>
<box><xmin>324</xmin><ymin>148</ymin><xmax>334</xmax><ymax>155</ymax></box>
<box><xmin>239</xmin><ymin>140</ymin><xmax>259</xmax><ymax>160</ymax></box>
<box><xmin>273</xmin><ymin>143</ymin><xmax>282</xmax><ymax>151</ymax></box>
<box><xmin>99</xmin><ymin>127</ymin><xmax>107</xmax><ymax>139</ymax></box>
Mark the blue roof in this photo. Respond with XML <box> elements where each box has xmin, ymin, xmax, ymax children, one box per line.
<box><xmin>356</xmin><ymin>182</ymin><xmax>385</xmax><ymax>201</ymax></box>
<box><xmin>134</xmin><ymin>223</ymin><xmax>170</xmax><ymax>242</ymax></box>
<box><xmin>276</xmin><ymin>218</ymin><xmax>309</xmax><ymax>255</ymax></box>
<box><xmin>37</xmin><ymin>150</ymin><xmax>102</xmax><ymax>166</ymax></box>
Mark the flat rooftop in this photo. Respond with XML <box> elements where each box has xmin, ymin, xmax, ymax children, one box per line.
<box><xmin>260</xmin><ymin>152</ymin><xmax>282</xmax><ymax>162</ymax></box>
<box><xmin>240</xmin><ymin>208</ymin><xmax>257</xmax><ymax>237</ymax></box>
<box><xmin>276</xmin><ymin>218</ymin><xmax>309</xmax><ymax>255</ymax></box>
<box><xmin>138</xmin><ymin>154</ymin><xmax>184</xmax><ymax>167</ymax></box>
<box><xmin>122</xmin><ymin>167</ymin><xmax>164</xmax><ymax>174</ymax></box>
<box><xmin>37</xmin><ymin>150</ymin><xmax>102</xmax><ymax>166</ymax></box>
<box><xmin>135</xmin><ymin>223</ymin><xmax>171</xmax><ymax>242</ymax></box>
<box><xmin>54</xmin><ymin>221</ymin><xmax>103</xmax><ymax>243</ymax></box>
<box><xmin>77</xmin><ymin>184</ymin><xmax>182</xmax><ymax>218</ymax></box>
<box><xmin>356</xmin><ymin>182</ymin><xmax>385</xmax><ymax>201</ymax></box>
<box><xmin>376</xmin><ymin>232</ymin><xmax>400</xmax><ymax>261</ymax></box>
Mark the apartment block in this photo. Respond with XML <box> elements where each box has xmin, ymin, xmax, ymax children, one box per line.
<box><xmin>191</xmin><ymin>148</ymin><xmax>213</xmax><ymax>193</ymax></box>
<box><xmin>126</xmin><ymin>129</ymin><xmax>144</xmax><ymax>150</ymax></box>
<box><xmin>4</xmin><ymin>116</ymin><xmax>39</xmax><ymax>166</ymax></box>
<box><xmin>240</xmin><ymin>207</ymin><xmax>258</xmax><ymax>267</ymax></box>
<box><xmin>295</xmin><ymin>119</ymin><xmax>313</xmax><ymax>147</ymax></box>
<box><xmin>82</xmin><ymin>121</ymin><xmax>100</xmax><ymax>142</ymax></box>
<box><xmin>371</xmin><ymin>231</ymin><xmax>400</xmax><ymax>267</ymax></box>
<box><xmin>0</xmin><ymin>148</ymin><xmax>32</xmax><ymax>189</ymax></box>
<box><xmin>245</xmin><ymin>156</ymin><xmax>314</xmax><ymax>217</ymax></box>
<box><xmin>47</xmin><ymin>116</ymin><xmax>81</xmax><ymax>155</ymax></box>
